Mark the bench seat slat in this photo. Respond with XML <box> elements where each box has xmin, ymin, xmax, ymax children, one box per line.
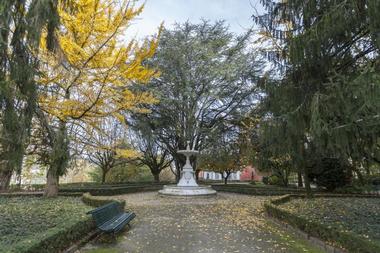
<box><xmin>99</xmin><ymin>212</ymin><xmax>136</xmax><ymax>233</ymax></box>
<box><xmin>87</xmin><ymin>201</ymin><xmax>136</xmax><ymax>234</ymax></box>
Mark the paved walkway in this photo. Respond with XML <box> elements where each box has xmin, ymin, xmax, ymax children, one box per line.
<box><xmin>80</xmin><ymin>192</ymin><xmax>323</xmax><ymax>253</ymax></box>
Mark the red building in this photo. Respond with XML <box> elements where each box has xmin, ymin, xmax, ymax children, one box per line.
<box><xmin>239</xmin><ymin>166</ymin><xmax>270</xmax><ymax>181</ymax></box>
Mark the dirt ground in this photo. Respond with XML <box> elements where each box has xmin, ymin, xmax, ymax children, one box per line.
<box><xmin>80</xmin><ymin>192</ymin><xmax>323</xmax><ymax>253</ymax></box>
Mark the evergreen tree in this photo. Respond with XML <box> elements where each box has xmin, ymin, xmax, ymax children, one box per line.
<box><xmin>255</xmin><ymin>0</ymin><xmax>380</xmax><ymax>195</ymax></box>
<box><xmin>0</xmin><ymin>0</ymin><xmax>61</xmax><ymax>190</ymax></box>
<box><xmin>131</xmin><ymin>21</ymin><xmax>262</xmax><ymax>181</ymax></box>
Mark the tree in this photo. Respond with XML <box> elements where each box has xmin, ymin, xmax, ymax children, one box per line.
<box><xmin>130</xmin><ymin>123</ymin><xmax>172</xmax><ymax>182</ymax></box>
<box><xmin>131</xmin><ymin>20</ymin><xmax>262</xmax><ymax>181</ymax></box>
<box><xmin>254</xmin><ymin>0</ymin><xmax>380</xmax><ymax>195</ymax></box>
<box><xmin>36</xmin><ymin>0</ymin><xmax>159</xmax><ymax>196</ymax></box>
<box><xmin>199</xmin><ymin>141</ymin><xmax>245</xmax><ymax>185</ymax></box>
<box><xmin>0</xmin><ymin>0</ymin><xmax>61</xmax><ymax>190</ymax></box>
<box><xmin>257</xmin><ymin>154</ymin><xmax>292</xmax><ymax>187</ymax></box>
<box><xmin>199</xmin><ymin>121</ymin><xmax>248</xmax><ymax>185</ymax></box>
<box><xmin>84</xmin><ymin>118</ymin><xmax>136</xmax><ymax>184</ymax></box>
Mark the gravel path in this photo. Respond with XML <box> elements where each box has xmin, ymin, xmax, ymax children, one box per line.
<box><xmin>80</xmin><ymin>192</ymin><xmax>323</xmax><ymax>253</ymax></box>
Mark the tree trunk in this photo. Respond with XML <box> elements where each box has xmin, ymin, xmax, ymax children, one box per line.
<box><xmin>153</xmin><ymin>173</ymin><xmax>160</xmax><ymax>183</ymax></box>
<box><xmin>101</xmin><ymin>169</ymin><xmax>107</xmax><ymax>184</ymax></box>
<box><xmin>43</xmin><ymin>120</ymin><xmax>69</xmax><ymax>197</ymax></box>
<box><xmin>297</xmin><ymin>171</ymin><xmax>303</xmax><ymax>187</ymax></box>
<box><xmin>303</xmin><ymin>168</ymin><xmax>312</xmax><ymax>198</ymax></box>
<box><xmin>224</xmin><ymin>177</ymin><xmax>228</xmax><ymax>185</ymax></box>
<box><xmin>174</xmin><ymin>160</ymin><xmax>181</xmax><ymax>183</ymax></box>
<box><xmin>0</xmin><ymin>169</ymin><xmax>13</xmax><ymax>191</ymax></box>
<box><xmin>44</xmin><ymin>168</ymin><xmax>59</xmax><ymax>197</ymax></box>
<box><xmin>195</xmin><ymin>169</ymin><xmax>200</xmax><ymax>182</ymax></box>
<box><xmin>283</xmin><ymin>175</ymin><xmax>289</xmax><ymax>187</ymax></box>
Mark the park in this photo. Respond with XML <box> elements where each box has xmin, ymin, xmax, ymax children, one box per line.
<box><xmin>0</xmin><ymin>0</ymin><xmax>379</xmax><ymax>252</ymax></box>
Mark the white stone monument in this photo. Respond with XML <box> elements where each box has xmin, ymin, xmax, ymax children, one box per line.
<box><xmin>159</xmin><ymin>141</ymin><xmax>216</xmax><ymax>196</ymax></box>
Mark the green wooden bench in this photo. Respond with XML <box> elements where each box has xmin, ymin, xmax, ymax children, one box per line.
<box><xmin>87</xmin><ymin>202</ymin><xmax>136</xmax><ymax>233</ymax></box>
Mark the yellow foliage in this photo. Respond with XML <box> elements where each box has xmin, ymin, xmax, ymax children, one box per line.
<box><xmin>38</xmin><ymin>0</ymin><xmax>160</xmax><ymax>123</ymax></box>
<box><xmin>115</xmin><ymin>148</ymin><xmax>139</xmax><ymax>159</ymax></box>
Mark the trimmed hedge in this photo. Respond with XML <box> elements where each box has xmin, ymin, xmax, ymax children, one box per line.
<box><xmin>12</xmin><ymin>218</ymin><xmax>94</xmax><ymax>253</ymax></box>
<box><xmin>6</xmin><ymin>181</ymin><xmax>170</xmax><ymax>193</ymax></box>
<box><xmin>82</xmin><ymin>192</ymin><xmax>126</xmax><ymax>209</ymax></box>
<box><xmin>211</xmin><ymin>184</ymin><xmax>307</xmax><ymax>196</ymax></box>
<box><xmin>0</xmin><ymin>196</ymin><xmax>95</xmax><ymax>253</ymax></box>
<box><xmin>264</xmin><ymin>194</ymin><xmax>380</xmax><ymax>253</ymax></box>
<box><xmin>61</xmin><ymin>184</ymin><xmax>163</xmax><ymax>196</ymax></box>
<box><xmin>0</xmin><ymin>191</ymin><xmax>83</xmax><ymax>198</ymax></box>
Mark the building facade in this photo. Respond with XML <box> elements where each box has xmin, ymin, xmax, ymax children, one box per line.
<box><xmin>198</xmin><ymin>171</ymin><xmax>241</xmax><ymax>181</ymax></box>
<box><xmin>198</xmin><ymin>166</ymin><xmax>270</xmax><ymax>182</ymax></box>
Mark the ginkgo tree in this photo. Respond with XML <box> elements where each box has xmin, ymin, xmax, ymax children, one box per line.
<box><xmin>36</xmin><ymin>0</ymin><xmax>160</xmax><ymax>196</ymax></box>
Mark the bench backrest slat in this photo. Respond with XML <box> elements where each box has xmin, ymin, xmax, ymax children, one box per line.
<box><xmin>89</xmin><ymin>202</ymin><xmax>123</xmax><ymax>226</ymax></box>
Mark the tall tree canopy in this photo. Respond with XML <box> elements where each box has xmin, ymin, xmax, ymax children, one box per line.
<box><xmin>0</xmin><ymin>0</ymin><xmax>61</xmax><ymax>190</ymax></box>
<box><xmin>255</xmin><ymin>0</ymin><xmax>380</xmax><ymax>194</ymax></box>
<box><xmin>36</xmin><ymin>0</ymin><xmax>159</xmax><ymax>196</ymax></box>
<box><xmin>132</xmin><ymin>20</ymin><xmax>262</xmax><ymax>180</ymax></box>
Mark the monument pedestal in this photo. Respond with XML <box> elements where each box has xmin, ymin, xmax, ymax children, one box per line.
<box><xmin>159</xmin><ymin>185</ymin><xmax>216</xmax><ymax>196</ymax></box>
<box><xmin>158</xmin><ymin>141</ymin><xmax>217</xmax><ymax>197</ymax></box>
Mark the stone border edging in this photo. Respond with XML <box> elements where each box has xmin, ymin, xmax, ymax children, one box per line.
<box><xmin>264</xmin><ymin>194</ymin><xmax>380</xmax><ymax>253</ymax></box>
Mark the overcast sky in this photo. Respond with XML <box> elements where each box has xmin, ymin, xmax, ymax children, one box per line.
<box><xmin>126</xmin><ymin>0</ymin><xmax>262</xmax><ymax>40</ymax></box>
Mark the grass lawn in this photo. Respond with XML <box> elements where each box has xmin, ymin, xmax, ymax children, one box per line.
<box><xmin>0</xmin><ymin>196</ymin><xmax>91</xmax><ymax>253</ymax></box>
<box><xmin>280</xmin><ymin>197</ymin><xmax>380</xmax><ymax>244</ymax></box>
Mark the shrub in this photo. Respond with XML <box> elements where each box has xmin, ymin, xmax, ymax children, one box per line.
<box><xmin>310</xmin><ymin>157</ymin><xmax>351</xmax><ymax>191</ymax></box>
<box><xmin>268</xmin><ymin>175</ymin><xmax>280</xmax><ymax>185</ymax></box>
<box><xmin>264</xmin><ymin>195</ymin><xmax>380</xmax><ymax>253</ymax></box>
<box><xmin>0</xmin><ymin>196</ymin><xmax>94</xmax><ymax>253</ymax></box>
<box><xmin>262</xmin><ymin>176</ymin><xmax>269</xmax><ymax>185</ymax></box>
<box><xmin>82</xmin><ymin>192</ymin><xmax>126</xmax><ymax>209</ymax></box>
<box><xmin>334</xmin><ymin>184</ymin><xmax>376</xmax><ymax>194</ymax></box>
<box><xmin>363</xmin><ymin>174</ymin><xmax>380</xmax><ymax>186</ymax></box>
<box><xmin>211</xmin><ymin>184</ymin><xmax>305</xmax><ymax>195</ymax></box>
<box><xmin>61</xmin><ymin>184</ymin><xmax>163</xmax><ymax>196</ymax></box>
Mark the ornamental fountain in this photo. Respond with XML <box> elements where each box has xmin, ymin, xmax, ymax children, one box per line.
<box><xmin>159</xmin><ymin>141</ymin><xmax>217</xmax><ymax>196</ymax></box>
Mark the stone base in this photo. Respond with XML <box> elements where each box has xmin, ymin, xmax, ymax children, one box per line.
<box><xmin>158</xmin><ymin>185</ymin><xmax>217</xmax><ymax>197</ymax></box>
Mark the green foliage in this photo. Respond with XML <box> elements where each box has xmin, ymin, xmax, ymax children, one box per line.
<box><xmin>0</xmin><ymin>0</ymin><xmax>60</xmax><ymax>190</ymax></box>
<box><xmin>82</xmin><ymin>192</ymin><xmax>126</xmax><ymax>209</ymax></box>
<box><xmin>88</xmin><ymin>167</ymin><xmax>103</xmax><ymax>183</ymax></box>
<box><xmin>309</xmin><ymin>158</ymin><xmax>352</xmax><ymax>191</ymax></box>
<box><xmin>132</xmin><ymin>20</ymin><xmax>261</xmax><ymax>177</ymax></box>
<box><xmin>256</xmin><ymin>0</ymin><xmax>380</xmax><ymax>194</ymax></box>
<box><xmin>105</xmin><ymin>164</ymin><xmax>153</xmax><ymax>183</ymax></box>
<box><xmin>334</xmin><ymin>184</ymin><xmax>377</xmax><ymax>194</ymax></box>
<box><xmin>268</xmin><ymin>175</ymin><xmax>280</xmax><ymax>186</ymax></box>
<box><xmin>265</xmin><ymin>195</ymin><xmax>380</xmax><ymax>253</ymax></box>
<box><xmin>87</xmin><ymin>163</ymin><xmax>153</xmax><ymax>184</ymax></box>
<box><xmin>60</xmin><ymin>183</ymin><xmax>163</xmax><ymax>196</ymax></box>
<box><xmin>0</xmin><ymin>196</ymin><xmax>93</xmax><ymax>253</ymax></box>
<box><xmin>212</xmin><ymin>184</ymin><xmax>306</xmax><ymax>196</ymax></box>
